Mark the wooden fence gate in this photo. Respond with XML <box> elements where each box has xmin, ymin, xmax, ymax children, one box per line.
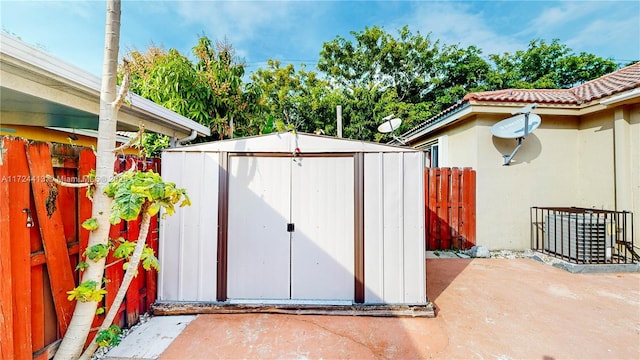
<box><xmin>425</xmin><ymin>167</ymin><xmax>476</xmax><ymax>250</ymax></box>
<box><xmin>0</xmin><ymin>137</ymin><xmax>160</xmax><ymax>359</ymax></box>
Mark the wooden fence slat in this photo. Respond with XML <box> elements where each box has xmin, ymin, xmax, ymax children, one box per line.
<box><xmin>6</xmin><ymin>138</ymin><xmax>34</xmax><ymax>359</ymax></box>
<box><xmin>146</xmin><ymin>215</ymin><xmax>159</xmax><ymax>309</ymax></box>
<box><xmin>27</xmin><ymin>142</ymin><xmax>76</xmax><ymax>335</ymax></box>
<box><xmin>54</xmin><ymin>167</ymin><xmax>78</xmax><ymax>244</ymax></box>
<box><xmin>78</xmin><ymin>149</ymin><xmax>96</xmax><ymax>255</ymax></box>
<box><xmin>126</xmin><ymin>218</ymin><xmax>142</xmax><ymax>325</ymax></box>
<box><xmin>438</xmin><ymin>168</ymin><xmax>450</xmax><ymax>249</ymax></box>
<box><xmin>29</xmin><ymin>193</ymin><xmax>46</xmax><ymax>353</ymax></box>
<box><xmin>465</xmin><ymin>168</ymin><xmax>477</xmax><ymax>248</ymax></box>
<box><xmin>450</xmin><ymin>168</ymin><xmax>461</xmax><ymax>248</ymax></box>
<box><xmin>428</xmin><ymin>168</ymin><xmax>438</xmax><ymax>250</ymax></box>
<box><xmin>425</xmin><ymin>167</ymin><xmax>476</xmax><ymax>250</ymax></box>
<box><xmin>106</xmin><ymin>222</ymin><xmax>126</xmax><ymax>328</ymax></box>
<box><xmin>0</xmin><ymin>139</ymin><xmax>15</xmax><ymax>360</ymax></box>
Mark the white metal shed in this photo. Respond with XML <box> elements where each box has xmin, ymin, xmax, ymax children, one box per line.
<box><xmin>158</xmin><ymin>132</ymin><xmax>426</xmax><ymax>307</ymax></box>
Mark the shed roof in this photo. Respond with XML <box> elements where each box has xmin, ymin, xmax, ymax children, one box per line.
<box><xmin>0</xmin><ymin>33</ymin><xmax>210</xmax><ymax>139</ymax></box>
<box><xmin>165</xmin><ymin>132</ymin><xmax>417</xmax><ymax>153</ymax></box>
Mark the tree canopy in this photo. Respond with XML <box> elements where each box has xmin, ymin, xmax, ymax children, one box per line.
<box><xmin>122</xmin><ymin>26</ymin><xmax>624</xmax><ymax>145</ymax></box>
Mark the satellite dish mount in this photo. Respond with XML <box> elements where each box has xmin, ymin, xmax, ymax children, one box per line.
<box><xmin>490</xmin><ymin>104</ymin><xmax>540</xmax><ymax>166</ymax></box>
<box><xmin>377</xmin><ymin>114</ymin><xmax>406</xmax><ymax>145</ymax></box>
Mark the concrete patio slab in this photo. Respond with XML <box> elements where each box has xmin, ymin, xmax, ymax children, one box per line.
<box><xmin>106</xmin><ymin>258</ymin><xmax>640</xmax><ymax>359</ymax></box>
<box><xmin>104</xmin><ymin>315</ymin><xmax>195</xmax><ymax>360</ymax></box>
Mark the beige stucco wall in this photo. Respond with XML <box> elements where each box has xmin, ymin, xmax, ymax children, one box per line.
<box><xmin>472</xmin><ymin>115</ymin><xmax>582</xmax><ymax>249</ymax></box>
<box><xmin>621</xmin><ymin>104</ymin><xmax>640</xmax><ymax>243</ymax></box>
<box><xmin>575</xmin><ymin>110</ymin><xmax>616</xmax><ymax>210</ymax></box>
<box><xmin>443</xmin><ymin>117</ymin><xmax>479</xmax><ymax>168</ymax></box>
<box><xmin>632</xmin><ymin>104</ymin><xmax>640</xmax><ymax>241</ymax></box>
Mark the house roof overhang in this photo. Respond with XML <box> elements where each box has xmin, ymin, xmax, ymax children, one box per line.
<box><xmin>0</xmin><ymin>33</ymin><xmax>210</xmax><ymax>139</ymax></box>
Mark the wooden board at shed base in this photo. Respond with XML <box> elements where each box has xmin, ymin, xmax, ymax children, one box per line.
<box><xmin>153</xmin><ymin>302</ymin><xmax>436</xmax><ymax>318</ymax></box>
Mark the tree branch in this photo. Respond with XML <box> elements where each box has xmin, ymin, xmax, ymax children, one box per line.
<box><xmin>112</xmin><ymin>124</ymin><xmax>144</xmax><ymax>153</ymax></box>
<box><xmin>112</xmin><ymin>59</ymin><xmax>130</xmax><ymax>110</ymax></box>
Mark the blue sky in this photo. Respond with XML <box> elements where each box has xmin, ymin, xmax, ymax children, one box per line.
<box><xmin>1</xmin><ymin>0</ymin><xmax>639</xmax><ymax>77</ymax></box>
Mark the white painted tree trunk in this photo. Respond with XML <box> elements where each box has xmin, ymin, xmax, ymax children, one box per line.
<box><xmin>54</xmin><ymin>1</ymin><xmax>122</xmax><ymax>358</ymax></box>
<box><xmin>78</xmin><ymin>208</ymin><xmax>152</xmax><ymax>360</ymax></box>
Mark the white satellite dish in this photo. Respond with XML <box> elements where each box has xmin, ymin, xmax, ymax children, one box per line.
<box><xmin>377</xmin><ymin>117</ymin><xmax>402</xmax><ymax>133</ymax></box>
<box><xmin>491</xmin><ymin>104</ymin><xmax>540</xmax><ymax>166</ymax></box>
<box><xmin>377</xmin><ymin>115</ymin><xmax>406</xmax><ymax>145</ymax></box>
<box><xmin>491</xmin><ymin>113</ymin><xmax>541</xmax><ymax>139</ymax></box>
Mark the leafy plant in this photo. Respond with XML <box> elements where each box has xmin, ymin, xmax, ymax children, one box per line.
<box><xmin>85</xmin><ymin>244</ymin><xmax>109</xmax><ymax>261</ymax></box>
<box><xmin>113</xmin><ymin>238</ymin><xmax>136</xmax><ymax>259</ymax></box>
<box><xmin>66</xmin><ymin>280</ymin><xmax>107</xmax><ymax>303</ymax></box>
<box><xmin>141</xmin><ymin>245</ymin><xmax>160</xmax><ymax>271</ymax></box>
<box><xmin>104</xmin><ymin>170</ymin><xmax>190</xmax><ymax>224</ymax></box>
<box><xmin>75</xmin><ymin>261</ymin><xmax>89</xmax><ymax>272</ymax></box>
<box><xmin>82</xmin><ymin>218</ymin><xmax>99</xmax><ymax>231</ymax></box>
<box><xmin>95</xmin><ymin>325</ymin><xmax>122</xmax><ymax>348</ymax></box>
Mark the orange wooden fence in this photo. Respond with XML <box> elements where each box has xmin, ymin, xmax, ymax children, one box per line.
<box><xmin>425</xmin><ymin>167</ymin><xmax>476</xmax><ymax>250</ymax></box>
<box><xmin>0</xmin><ymin>137</ymin><xmax>159</xmax><ymax>359</ymax></box>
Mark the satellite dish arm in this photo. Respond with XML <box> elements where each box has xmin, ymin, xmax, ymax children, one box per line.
<box><xmin>503</xmin><ymin>137</ymin><xmax>524</xmax><ymax>165</ymax></box>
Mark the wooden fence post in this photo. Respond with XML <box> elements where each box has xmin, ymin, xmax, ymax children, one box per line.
<box><xmin>0</xmin><ymin>138</ymin><xmax>15</xmax><ymax>360</ymax></box>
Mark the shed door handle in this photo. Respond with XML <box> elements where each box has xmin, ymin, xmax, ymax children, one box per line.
<box><xmin>287</xmin><ymin>223</ymin><xmax>295</xmax><ymax>232</ymax></box>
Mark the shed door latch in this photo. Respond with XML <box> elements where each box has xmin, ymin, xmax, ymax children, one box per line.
<box><xmin>287</xmin><ymin>223</ymin><xmax>295</xmax><ymax>232</ymax></box>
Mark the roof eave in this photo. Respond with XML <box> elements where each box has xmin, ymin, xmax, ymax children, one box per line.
<box><xmin>402</xmin><ymin>102</ymin><xmax>472</xmax><ymax>144</ymax></box>
<box><xmin>0</xmin><ymin>33</ymin><xmax>210</xmax><ymax>138</ymax></box>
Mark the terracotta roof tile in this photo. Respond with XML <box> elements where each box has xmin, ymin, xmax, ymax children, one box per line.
<box><xmin>464</xmin><ymin>89</ymin><xmax>578</xmax><ymax>104</ymax></box>
<box><xmin>464</xmin><ymin>62</ymin><xmax>640</xmax><ymax>105</ymax></box>
<box><xmin>572</xmin><ymin>62</ymin><xmax>640</xmax><ymax>102</ymax></box>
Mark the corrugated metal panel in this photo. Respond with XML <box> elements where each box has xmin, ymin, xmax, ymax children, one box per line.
<box><xmin>382</xmin><ymin>153</ymin><xmax>405</xmax><ymax>303</ymax></box>
<box><xmin>402</xmin><ymin>152</ymin><xmax>426</xmax><ymax>304</ymax></box>
<box><xmin>363</xmin><ymin>153</ymin><xmax>385</xmax><ymax>303</ymax></box>
<box><xmin>159</xmin><ymin>151</ymin><xmax>183</xmax><ymax>300</ymax></box>
<box><xmin>159</xmin><ymin>151</ymin><xmax>219</xmax><ymax>301</ymax></box>
<box><xmin>363</xmin><ymin>152</ymin><xmax>425</xmax><ymax>304</ymax></box>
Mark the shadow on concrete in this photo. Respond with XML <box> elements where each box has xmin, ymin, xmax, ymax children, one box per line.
<box><xmin>426</xmin><ymin>258</ymin><xmax>472</xmax><ymax>314</ymax></box>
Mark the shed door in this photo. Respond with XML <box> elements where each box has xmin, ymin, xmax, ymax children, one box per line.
<box><xmin>227</xmin><ymin>155</ymin><xmax>354</xmax><ymax>301</ymax></box>
<box><xmin>290</xmin><ymin>157</ymin><xmax>354</xmax><ymax>300</ymax></box>
<box><xmin>227</xmin><ymin>156</ymin><xmax>291</xmax><ymax>299</ymax></box>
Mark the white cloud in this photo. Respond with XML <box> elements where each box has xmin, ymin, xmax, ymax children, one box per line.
<box><xmin>175</xmin><ymin>1</ymin><xmax>292</xmax><ymax>44</ymax></box>
<box><xmin>527</xmin><ymin>1</ymin><xmax>639</xmax><ymax>60</ymax></box>
<box><xmin>169</xmin><ymin>1</ymin><xmax>335</xmax><ymax>65</ymax></box>
<box><xmin>400</xmin><ymin>2</ymin><xmax>523</xmax><ymax>56</ymax></box>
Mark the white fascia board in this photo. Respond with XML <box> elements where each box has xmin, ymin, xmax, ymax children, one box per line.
<box><xmin>405</xmin><ymin>105</ymin><xmax>473</xmax><ymax>143</ymax></box>
<box><xmin>600</xmin><ymin>88</ymin><xmax>640</xmax><ymax>105</ymax></box>
<box><xmin>1</xmin><ymin>33</ymin><xmax>210</xmax><ymax>137</ymax></box>
<box><xmin>125</xmin><ymin>94</ymin><xmax>210</xmax><ymax>136</ymax></box>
